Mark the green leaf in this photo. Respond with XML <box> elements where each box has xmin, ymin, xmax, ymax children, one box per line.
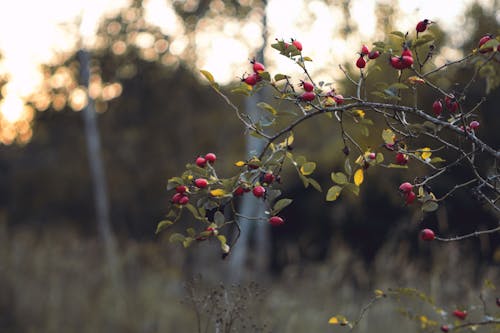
<box><xmin>360</xmin><ymin>126</ymin><xmax>369</xmax><ymax>137</ymax></box>
<box><xmin>300</xmin><ymin>162</ymin><xmax>316</xmax><ymax>175</ymax></box>
<box><xmin>299</xmin><ymin>173</ymin><xmax>310</xmax><ymax>188</ymax></box>
<box><xmin>413</xmin><ymin>33</ymin><xmax>435</xmax><ymax>48</ymax></box>
<box><xmin>390</xmin><ymin>31</ymin><xmax>405</xmax><ymax>39</ymax></box>
<box><xmin>295</xmin><ymin>155</ymin><xmax>307</xmax><ymax>166</ymax></box>
<box><xmin>186</xmin><ymin>203</ymin><xmax>202</xmax><ymax>219</ymax></box>
<box><xmin>422</xmin><ymin>200</ymin><xmax>439</xmax><ymax>212</ymax></box>
<box><xmin>257</xmin><ymin>102</ymin><xmax>277</xmax><ymax>115</ymax></box>
<box><xmin>388</xmin><ymin>163</ymin><xmax>409</xmax><ymax>169</ymax></box>
<box><xmin>345</xmin><ymin>183</ymin><xmax>360</xmax><ymax>196</ymax></box>
<box><xmin>376</xmin><ymin>153</ymin><xmax>384</xmax><ymax>163</ymax></box>
<box><xmin>430</xmin><ymin>157</ymin><xmax>446</xmax><ymax>163</ymax></box>
<box><xmin>167</xmin><ymin>177</ymin><xmax>184</xmax><ymax>190</ymax></box>
<box><xmin>274</xmin><ymin>73</ymin><xmax>289</xmax><ymax>82</ymax></box>
<box><xmin>155</xmin><ymin>220</ymin><xmax>173</xmax><ymax>234</ymax></box>
<box><xmin>331</xmin><ymin>172</ymin><xmax>348</xmax><ymax>185</ymax></box>
<box><xmin>326</xmin><ymin>185</ymin><xmax>343</xmax><ymax>201</ymax></box>
<box><xmin>308</xmin><ymin>178</ymin><xmax>322</xmax><ymax>192</ymax></box>
<box><xmin>479</xmin><ymin>38</ymin><xmax>499</xmax><ymax>51</ymax></box>
<box><xmin>231</xmin><ymin>83</ymin><xmax>252</xmax><ymax>96</ymax></box>
<box><xmin>217</xmin><ymin>234</ymin><xmax>227</xmax><ymax>245</ymax></box>
<box><xmin>344</xmin><ymin>158</ymin><xmax>352</xmax><ymax>176</ymax></box>
<box><xmin>186</xmin><ymin>228</ymin><xmax>196</xmax><ymax>237</ymax></box>
<box><xmin>183</xmin><ymin>237</ymin><xmax>194</xmax><ymax>248</ymax></box>
<box><xmin>371</xmin><ymin>91</ymin><xmax>388</xmax><ymax>99</ymax></box>
<box><xmin>389</xmin><ymin>83</ymin><xmax>409</xmax><ymax>90</ymax></box>
<box><xmin>169</xmin><ymin>233</ymin><xmax>185</xmax><ymax>243</ymax></box>
<box><xmin>259</xmin><ymin>71</ymin><xmax>271</xmax><ymax>81</ymax></box>
<box><xmin>200</xmin><ymin>70</ymin><xmax>215</xmax><ymax>84</ymax></box>
<box><xmin>273</xmin><ymin>198</ymin><xmax>293</xmax><ymax>213</ymax></box>
<box><xmin>214</xmin><ymin>211</ymin><xmax>225</xmax><ymax>225</ymax></box>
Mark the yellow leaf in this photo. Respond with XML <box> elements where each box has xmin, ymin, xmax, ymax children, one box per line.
<box><xmin>420</xmin><ymin>147</ymin><xmax>432</xmax><ymax>160</ymax></box>
<box><xmin>374</xmin><ymin>289</ymin><xmax>385</xmax><ymax>297</ymax></box>
<box><xmin>278</xmin><ymin>132</ymin><xmax>294</xmax><ymax>148</ymax></box>
<box><xmin>328</xmin><ymin>317</ymin><xmax>339</xmax><ymax>325</ymax></box>
<box><xmin>187</xmin><ymin>175</ymin><xmax>194</xmax><ymax>180</ymax></box>
<box><xmin>353</xmin><ymin>109</ymin><xmax>365</xmax><ymax>118</ymax></box>
<box><xmin>324</xmin><ymin>96</ymin><xmax>336</xmax><ymax>106</ymax></box>
<box><xmin>382</xmin><ymin>128</ymin><xmax>396</xmax><ymax>145</ymax></box>
<box><xmin>199</xmin><ymin>69</ymin><xmax>215</xmax><ymax>84</ymax></box>
<box><xmin>210</xmin><ymin>189</ymin><xmax>226</xmax><ymax>197</ymax></box>
<box><xmin>354</xmin><ymin>169</ymin><xmax>364</xmax><ymax>186</ymax></box>
<box><xmin>407</xmin><ymin>76</ymin><xmax>425</xmax><ymax>85</ymax></box>
<box><xmin>234</xmin><ymin>161</ymin><xmax>246</xmax><ymax>167</ymax></box>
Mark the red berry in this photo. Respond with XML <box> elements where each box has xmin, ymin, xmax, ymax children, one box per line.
<box><xmin>176</xmin><ymin>185</ymin><xmax>188</xmax><ymax>194</ymax></box>
<box><xmin>401</xmin><ymin>47</ymin><xmax>413</xmax><ymax>58</ymax></box>
<box><xmin>390</xmin><ymin>56</ymin><xmax>405</xmax><ymax>70</ymax></box>
<box><xmin>469</xmin><ymin>120</ymin><xmax>480</xmax><ymax>130</ymax></box>
<box><xmin>395</xmin><ymin>152</ymin><xmax>408</xmax><ymax>165</ymax></box>
<box><xmin>194</xmin><ymin>178</ymin><xmax>208</xmax><ymax>188</ymax></box>
<box><xmin>405</xmin><ymin>191</ymin><xmax>416</xmax><ymax>205</ymax></box>
<box><xmin>356</xmin><ymin>56</ymin><xmax>366</xmax><ymax>69</ymax></box>
<box><xmin>334</xmin><ymin>94</ymin><xmax>344</xmax><ymax>105</ymax></box>
<box><xmin>292</xmin><ymin>39</ymin><xmax>302</xmax><ymax>51</ymax></box>
<box><xmin>441</xmin><ymin>325</ymin><xmax>449</xmax><ymax>332</ymax></box>
<box><xmin>452</xmin><ymin>310</ymin><xmax>467</xmax><ymax>320</ymax></box>
<box><xmin>416</xmin><ymin>19</ymin><xmax>430</xmax><ymax>33</ymax></box>
<box><xmin>233</xmin><ymin>186</ymin><xmax>245</xmax><ymax>196</ymax></box>
<box><xmin>300</xmin><ymin>81</ymin><xmax>314</xmax><ymax>92</ymax></box>
<box><xmin>178</xmin><ymin>195</ymin><xmax>189</xmax><ymax>205</ymax></box>
<box><xmin>205</xmin><ymin>153</ymin><xmax>216</xmax><ymax>163</ymax></box>
<box><xmin>399</xmin><ymin>182</ymin><xmax>413</xmax><ymax>193</ymax></box>
<box><xmin>196</xmin><ymin>156</ymin><xmax>207</xmax><ymax>168</ymax></box>
<box><xmin>478</xmin><ymin>34</ymin><xmax>494</xmax><ymax>53</ymax></box>
<box><xmin>251</xmin><ymin>60</ymin><xmax>265</xmax><ymax>73</ymax></box>
<box><xmin>420</xmin><ymin>228</ymin><xmax>435</xmax><ymax>241</ymax></box>
<box><xmin>300</xmin><ymin>91</ymin><xmax>316</xmax><ymax>102</ymax></box>
<box><xmin>361</xmin><ymin>44</ymin><xmax>370</xmax><ymax>55</ymax></box>
<box><xmin>432</xmin><ymin>100</ymin><xmax>443</xmax><ymax>116</ymax></box>
<box><xmin>172</xmin><ymin>192</ymin><xmax>183</xmax><ymax>204</ymax></box>
<box><xmin>252</xmin><ymin>185</ymin><xmax>266</xmax><ymax>198</ymax></box>
<box><xmin>368</xmin><ymin>152</ymin><xmax>376</xmax><ymax>160</ymax></box>
<box><xmin>445</xmin><ymin>95</ymin><xmax>459</xmax><ymax>113</ymax></box>
<box><xmin>401</xmin><ymin>55</ymin><xmax>414</xmax><ymax>68</ymax></box>
<box><xmin>243</xmin><ymin>73</ymin><xmax>259</xmax><ymax>86</ymax></box>
<box><xmin>263</xmin><ymin>172</ymin><xmax>275</xmax><ymax>184</ymax></box>
<box><xmin>368</xmin><ymin>50</ymin><xmax>380</xmax><ymax>59</ymax></box>
<box><xmin>269</xmin><ymin>216</ymin><xmax>285</xmax><ymax>226</ymax></box>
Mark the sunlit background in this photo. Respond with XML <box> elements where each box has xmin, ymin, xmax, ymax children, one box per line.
<box><xmin>0</xmin><ymin>0</ymin><xmax>497</xmax><ymax>144</ymax></box>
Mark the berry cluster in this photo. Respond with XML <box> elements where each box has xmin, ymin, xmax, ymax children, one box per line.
<box><xmin>399</xmin><ymin>182</ymin><xmax>416</xmax><ymax>205</ymax></box>
<box><xmin>389</xmin><ymin>46</ymin><xmax>414</xmax><ymax>70</ymax></box>
<box><xmin>355</xmin><ymin>44</ymin><xmax>380</xmax><ymax>69</ymax></box>
<box><xmin>170</xmin><ymin>153</ymin><xmax>217</xmax><ymax>205</ymax></box>
<box><xmin>242</xmin><ymin>59</ymin><xmax>265</xmax><ymax>86</ymax></box>
<box><xmin>233</xmin><ymin>166</ymin><xmax>285</xmax><ymax>227</ymax></box>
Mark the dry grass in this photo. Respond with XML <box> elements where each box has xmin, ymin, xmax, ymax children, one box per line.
<box><xmin>0</xmin><ymin>221</ymin><xmax>498</xmax><ymax>333</ymax></box>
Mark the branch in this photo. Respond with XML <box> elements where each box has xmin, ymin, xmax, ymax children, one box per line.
<box><xmin>436</xmin><ymin>224</ymin><xmax>500</xmax><ymax>242</ymax></box>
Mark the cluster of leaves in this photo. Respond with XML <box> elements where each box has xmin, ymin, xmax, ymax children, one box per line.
<box><xmin>157</xmin><ymin>20</ymin><xmax>500</xmax><ymax>255</ymax></box>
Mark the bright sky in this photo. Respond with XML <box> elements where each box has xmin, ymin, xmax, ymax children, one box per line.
<box><xmin>0</xmin><ymin>0</ymin><xmax>496</xmax><ymax>143</ymax></box>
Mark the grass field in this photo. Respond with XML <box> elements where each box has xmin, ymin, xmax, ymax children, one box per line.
<box><xmin>1</xmin><ymin>222</ymin><xmax>498</xmax><ymax>332</ymax></box>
